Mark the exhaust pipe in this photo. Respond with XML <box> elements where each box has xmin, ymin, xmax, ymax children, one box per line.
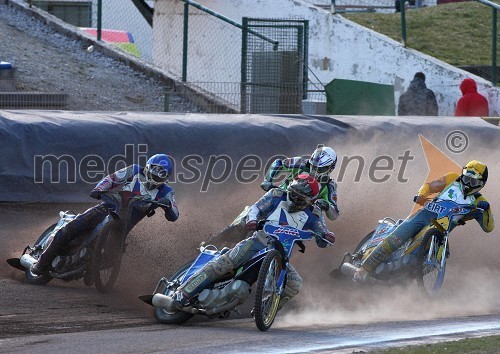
<box><xmin>152</xmin><ymin>293</ymin><xmax>178</xmax><ymax>312</ymax></box>
<box><xmin>151</xmin><ymin>292</ymin><xmax>248</xmax><ymax>317</ymax></box>
<box><xmin>340</xmin><ymin>263</ymin><xmax>358</xmax><ymax>278</ymax></box>
<box><xmin>20</xmin><ymin>254</ymin><xmax>38</xmax><ymax>269</ymax></box>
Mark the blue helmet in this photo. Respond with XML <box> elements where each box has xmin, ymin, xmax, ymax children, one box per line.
<box><xmin>144</xmin><ymin>154</ymin><xmax>173</xmax><ymax>188</ymax></box>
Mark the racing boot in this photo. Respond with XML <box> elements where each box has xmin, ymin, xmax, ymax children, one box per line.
<box><xmin>30</xmin><ymin>241</ymin><xmax>61</xmax><ymax>276</ymax></box>
<box><xmin>30</xmin><ymin>262</ymin><xmax>49</xmax><ymax>276</ymax></box>
<box><xmin>154</xmin><ymin>253</ymin><xmax>237</xmax><ymax>311</ymax></box>
<box><xmin>30</xmin><ymin>225</ymin><xmax>71</xmax><ymax>276</ymax></box>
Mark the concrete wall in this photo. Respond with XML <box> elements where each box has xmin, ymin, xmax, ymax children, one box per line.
<box><xmin>102</xmin><ymin>0</ymin><xmax>153</xmax><ymax>60</ymax></box>
<box><xmin>153</xmin><ymin>0</ymin><xmax>499</xmax><ymax>116</ymax></box>
<box><xmin>152</xmin><ymin>1</ymin><xmax>242</xmax><ymax>85</ymax></box>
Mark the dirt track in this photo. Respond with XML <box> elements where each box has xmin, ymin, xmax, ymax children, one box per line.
<box><xmin>1</xmin><ymin>115</ymin><xmax>499</xmax><ymax>350</ymax></box>
<box><xmin>1</xmin><ymin>198</ymin><xmax>500</xmax><ymax>345</ymax></box>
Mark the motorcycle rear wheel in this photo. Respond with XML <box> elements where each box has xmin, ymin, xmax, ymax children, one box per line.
<box><xmin>416</xmin><ymin>229</ymin><xmax>446</xmax><ymax>297</ymax></box>
<box><xmin>155</xmin><ymin>261</ymin><xmax>195</xmax><ymax>324</ymax></box>
<box><xmin>254</xmin><ymin>249</ymin><xmax>283</xmax><ymax>332</ymax></box>
<box><xmin>25</xmin><ymin>223</ymin><xmax>57</xmax><ymax>285</ymax></box>
<box><xmin>354</xmin><ymin>231</ymin><xmax>375</xmax><ymax>254</ymax></box>
<box><xmin>91</xmin><ymin>221</ymin><xmax>124</xmax><ymax>293</ymax></box>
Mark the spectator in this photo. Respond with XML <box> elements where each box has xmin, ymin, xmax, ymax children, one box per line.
<box><xmin>398</xmin><ymin>72</ymin><xmax>439</xmax><ymax>116</ymax></box>
<box><xmin>455</xmin><ymin>78</ymin><xmax>489</xmax><ymax>117</ymax></box>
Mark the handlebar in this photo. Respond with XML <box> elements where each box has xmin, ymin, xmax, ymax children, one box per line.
<box><xmin>314</xmin><ymin>233</ymin><xmax>335</xmax><ymax>246</ymax></box>
<box><xmin>100</xmin><ymin>191</ymin><xmax>171</xmax><ymax>209</ymax></box>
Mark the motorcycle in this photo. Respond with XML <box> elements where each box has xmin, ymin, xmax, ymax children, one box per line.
<box><xmin>139</xmin><ymin>223</ymin><xmax>334</xmax><ymax>331</ymax></box>
<box><xmin>7</xmin><ymin>190</ymin><xmax>168</xmax><ymax>293</ymax></box>
<box><xmin>336</xmin><ymin>198</ymin><xmax>483</xmax><ymax>297</ymax></box>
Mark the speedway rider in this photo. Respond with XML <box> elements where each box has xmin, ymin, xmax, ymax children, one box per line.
<box><xmin>211</xmin><ymin>146</ymin><xmax>339</xmax><ymax>247</ymax></box>
<box><xmin>352</xmin><ymin>160</ymin><xmax>494</xmax><ymax>282</ymax></box>
<box><xmin>261</xmin><ymin>146</ymin><xmax>340</xmax><ymax>221</ymax></box>
<box><xmin>31</xmin><ymin>154</ymin><xmax>179</xmax><ymax>276</ymax></box>
<box><xmin>166</xmin><ymin>173</ymin><xmax>336</xmax><ymax>311</ymax></box>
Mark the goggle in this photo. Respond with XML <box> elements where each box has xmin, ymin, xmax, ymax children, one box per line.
<box><xmin>148</xmin><ymin>164</ymin><xmax>169</xmax><ymax>183</ymax></box>
<box><xmin>288</xmin><ymin>190</ymin><xmax>312</xmax><ymax>207</ymax></box>
<box><xmin>310</xmin><ymin>164</ymin><xmax>331</xmax><ymax>175</ymax></box>
<box><xmin>461</xmin><ymin>174</ymin><xmax>483</xmax><ymax>188</ymax></box>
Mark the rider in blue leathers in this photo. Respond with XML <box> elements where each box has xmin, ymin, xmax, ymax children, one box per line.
<box><xmin>166</xmin><ymin>173</ymin><xmax>335</xmax><ymax>311</ymax></box>
<box><xmin>31</xmin><ymin>154</ymin><xmax>179</xmax><ymax>276</ymax></box>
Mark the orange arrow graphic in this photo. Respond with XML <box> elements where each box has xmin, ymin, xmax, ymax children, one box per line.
<box><xmin>411</xmin><ymin>134</ymin><xmax>462</xmax><ymax>213</ymax></box>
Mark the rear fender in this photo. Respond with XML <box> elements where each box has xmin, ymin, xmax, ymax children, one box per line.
<box><xmin>181</xmin><ymin>250</ymin><xmax>219</xmax><ymax>284</ymax></box>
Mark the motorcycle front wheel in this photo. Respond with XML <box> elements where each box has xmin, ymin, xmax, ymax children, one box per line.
<box><xmin>91</xmin><ymin>221</ymin><xmax>124</xmax><ymax>293</ymax></box>
<box><xmin>254</xmin><ymin>249</ymin><xmax>283</xmax><ymax>332</ymax></box>
<box><xmin>155</xmin><ymin>261</ymin><xmax>195</xmax><ymax>325</ymax></box>
<box><xmin>416</xmin><ymin>229</ymin><xmax>447</xmax><ymax>297</ymax></box>
<box><xmin>25</xmin><ymin>223</ymin><xmax>57</xmax><ymax>285</ymax></box>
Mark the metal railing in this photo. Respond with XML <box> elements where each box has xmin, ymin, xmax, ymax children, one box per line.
<box><xmin>179</xmin><ymin>0</ymin><xmax>279</xmax><ymax>82</ymax></box>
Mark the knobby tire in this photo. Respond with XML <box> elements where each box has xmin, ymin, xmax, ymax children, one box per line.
<box><xmin>416</xmin><ymin>228</ymin><xmax>447</xmax><ymax>297</ymax></box>
<box><xmin>254</xmin><ymin>249</ymin><xmax>283</xmax><ymax>332</ymax></box>
<box><xmin>91</xmin><ymin>221</ymin><xmax>124</xmax><ymax>293</ymax></box>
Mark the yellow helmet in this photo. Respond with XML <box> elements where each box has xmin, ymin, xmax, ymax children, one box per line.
<box><xmin>460</xmin><ymin>160</ymin><xmax>488</xmax><ymax>196</ymax></box>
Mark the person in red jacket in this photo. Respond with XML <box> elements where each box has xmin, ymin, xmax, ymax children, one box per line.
<box><xmin>455</xmin><ymin>78</ymin><xmax>489</xmax><ymax>117</ymax></box>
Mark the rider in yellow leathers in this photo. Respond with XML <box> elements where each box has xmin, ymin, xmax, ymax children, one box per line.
<box><xmin>352</xmin><ymin>160</ymin><xmax>494</xmax><ymax>282</ymax></box>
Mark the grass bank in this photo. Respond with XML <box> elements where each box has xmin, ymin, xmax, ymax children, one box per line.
<box><xmin>343</xmin><ymin>3</ymin><xmax>498</xmax><ymax>66</ymax></box>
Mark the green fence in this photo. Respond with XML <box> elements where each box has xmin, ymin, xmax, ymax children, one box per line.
<box><xmin>325</xmin><ymin>79</ymin><xmax>395</xmax><ymax>115</ymax></box>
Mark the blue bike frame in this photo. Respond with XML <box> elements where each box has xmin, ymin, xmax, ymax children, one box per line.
<box><xmin>176</xmin><ymin>224</ymin><xmax>315</xmax><ymax>292</ymax></box>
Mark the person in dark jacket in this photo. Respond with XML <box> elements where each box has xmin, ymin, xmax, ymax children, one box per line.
<box><xmin>398</xmin><ymin>72</ymin><xmax>439</xmax><ymax>116</ymax></box>
<box><xmin>455</xmin><ymin>78</ymin><xmax>489</xmax><ymax>117</ymax></box>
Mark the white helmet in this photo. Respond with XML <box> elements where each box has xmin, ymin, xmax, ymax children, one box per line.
<box><xmin>309</xmin><ymin>146</ymin><xmax>337</xmax><ymax>178</ymax></box>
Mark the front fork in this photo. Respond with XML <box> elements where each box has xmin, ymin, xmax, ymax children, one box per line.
<box><xmin>428</xmin><ymin>234</ymin><xmax>448</xmax><ymax>269</ymax></box>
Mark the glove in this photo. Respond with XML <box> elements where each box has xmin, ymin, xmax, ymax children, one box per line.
<box><xmin>260</xmin><ymin>181</ymin><xmax>274</xmax><ymax>192</ymax></box>
<box><xmin>324</xmin><ymin>231</ymin><xmax>336</xmax><ymax>245</ymax></box>
<box><xmin>477</xmin><ymin>201</ymin><xmax>490</xmax><ymax>211</ymax></box>
<box><xmin>413</xmin><ymin>195</ymin><xmax>426</xmax><ymax>205</ymax></box>
<box><xmin>245</xmin><ymin>220</ymin><xmax>257</xmax><ymax>231</ymax></box>
<box><xmin>316</xmin><ymin>199</ymin><xmax>330</xmax><ymax>211</ymax></box>
<box><xmin>161</xmin><ymin>199</ymin><xmax>172</xmax><ymax>209</ymax></box>
<box><xmin>89</xmin><ymin>189</ymin><xmax>102</xmax><ymax>200</ymax></box>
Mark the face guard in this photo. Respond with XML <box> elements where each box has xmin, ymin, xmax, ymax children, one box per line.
<box><xmin>144</xmin><ymin>164</ymin><xmax>169</xmax><ymax>189</ymax></box>
<box><xmin>286</xmin><ymin>189</ymin><xmax>313</xmax><ymax>212</ymax></box>
<box><xmin>309</xmin><ymin>147</ymin><xmax>337</xmax><ymax>180</ymax></box>
<box><xmin>310</xmin><ymin>164</ymin><xmax>333</xmax><ymax>177</ymax></box>
<box><xmin>460</xmin><ymin>171</ymin><xmax>484</xmax><ymax>196</ymax></box>
<box><xmin>286</xmin><ymin>174</ymin><xmax>319</xmax><ymax>213</ymax></box>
